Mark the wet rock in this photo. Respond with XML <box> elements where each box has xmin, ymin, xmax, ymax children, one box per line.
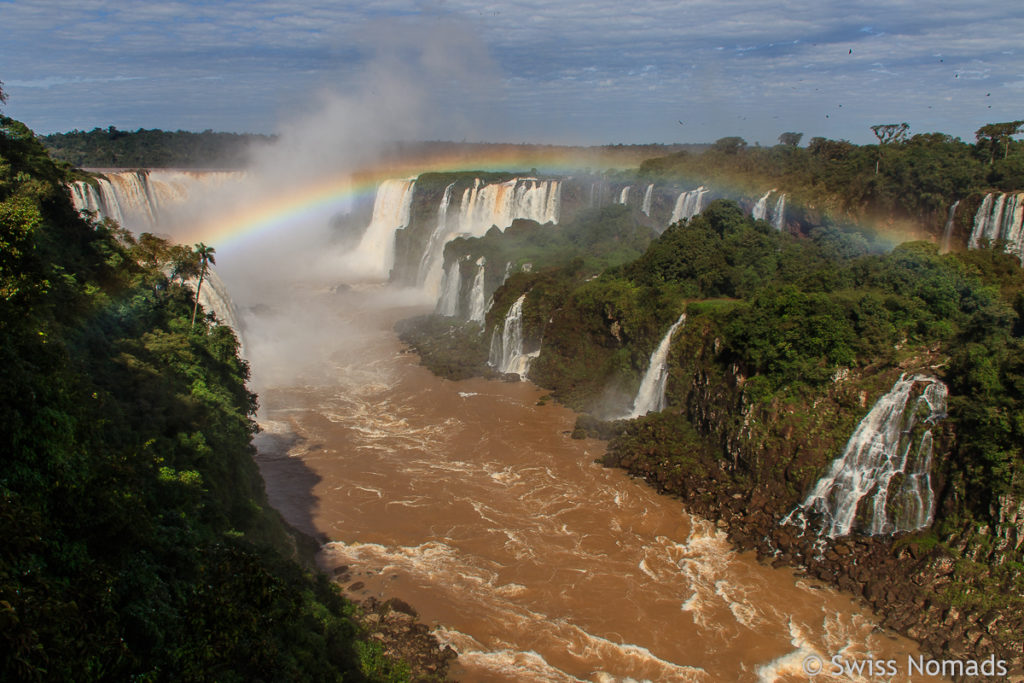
<box><xmin>385</xmin><ymin>597</ymin><xmax>419</xmax><ymax>618</ymax></box>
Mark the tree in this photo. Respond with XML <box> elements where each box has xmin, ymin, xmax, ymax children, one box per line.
<box><xmin>713</xmin><ymin>136</ymin><xmax>748</xmax><ymax>155</ymax></box>
<box><xmin>0</xmin><ymin>79</ymin><xmax>7</xmax><ymax>107</ymax></box>
<box><xmin>190</xmin><ymin>243</ymin><xmax>216</xmax><ymax>328</ymax></box>
<box><xmin>870</xmin><ymin>122</ymin><xmax>910</xmax><ymax>174</ymax></box>
<box><xmin>975</xmin><ymin>121</ymin><xmax>1024</xmax><ymax>164</ymax></box>
<box><xmin>778</xmin><ymin>132</ymin><xmax>803</xmax><ymax>147</ymax></box>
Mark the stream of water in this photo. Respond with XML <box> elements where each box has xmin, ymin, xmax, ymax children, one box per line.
<box><xmin>247</xmin><ymin>285</ymin><xmax>936</xmax><ymax>682</ymax></box>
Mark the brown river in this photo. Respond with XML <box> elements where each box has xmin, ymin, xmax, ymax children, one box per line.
<box><xmin>246</xmin><ymin>285</ymin><xmax>937</xmax><ymax>682</ymax></box>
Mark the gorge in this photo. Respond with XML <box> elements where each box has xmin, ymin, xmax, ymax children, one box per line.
<box><xmin>63</xmin><ymin>157</ymin><xmax>1024</xmax><ymax>680</ymax></box>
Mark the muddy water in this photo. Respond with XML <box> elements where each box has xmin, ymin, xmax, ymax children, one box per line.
<box><xmin>251</xmin><ymin>287</ymin><xmax>936</xmax><ymax>682</ymax></box>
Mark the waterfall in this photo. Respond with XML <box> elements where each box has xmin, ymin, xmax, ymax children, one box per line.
<box><xmin>354</xmin><ymin>178</ymin><xmax>416</xmax><ymax>279</ymax></box>
<box><xmin>785</xmin><ymin>375</ymin><xmax>947</xmax><ymax>538</ymax></box>
<box><xmin>436</xmin><ymin>257</ymin><xmax>463</xmax><ymax>317</ymax></box>
<box><xmin>941</xmin><ymin>200</ymin><xmax>960</xmax><ymax>253</ymax></box>
<box><xmin>967</xmin><ymin>192</ymin><xmax>1024</xmax><ymax>260</ymax></box>
<box><xmin>69</xmin><ymin>181</ymin><xmax>105</xmax><ymax>217</ymax></box>
<box><xmin>467</xmin><ymin>257</ymin><xmax>488</xmax><ymax>323</ymax></box>
<box><xmin>641</xmin><ymin>184</ymin><xmax>654</xmax><ymax>216</ymax></box>
<box><xmin>426</xmin><ymin>177</ymin><xmax>560</xmax><ymax>309</ymax></box>
<box><xmin>68</xmin><ymin>170</ymin><xmax>239</xmax><ymax>231</ymax></box>
<box><xmin>69</xmin><ymin>172</ymin><xmax>157</xmax><ymax>228</ymax></box>
<box><xmin>455</xmin><ymin>178</ymin><xmax>560</xmax><ymax>238</ymax></box>
<box><xmin>626</xmin><ymin>313</ymin><xmax>687</xmax><ymax>418</ymax></box>
<box><xmin>968</xmin><ymin>194</ymin><xmax>995</xmax><ymax>249</ymax></box>
<box><xmin>618</xmin><ymin>186</ymin><xmax>631</xmax><ymax>205</ymax></box>
<box><xmin>416</xmin><ymin>182</ymin><xmax>457</xmax><ymax>295</ymax></box>
<box><xmin>488</xmin><ymin>293</ymin><xmax>539</xmax><ymax>378</ymax></box>
<box><xmin>771</xmin><ymin>193</ymin><xmax>786</xmax><ymax>231</ymax></box>
<box><xmin>669</xmin><ymin>187</ymin><xmax>708</xmax><ymax>224</ymax></box>
<box><xmin>751</xmin><ymin>190</ymin><xmax>773</xmax><ymax>221</ymax></box>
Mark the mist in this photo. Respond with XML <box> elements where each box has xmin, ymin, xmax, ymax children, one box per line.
<box><xmin>158</xmin><ymin>19</ymin><xmax>499</xmax><ymax>392</ymax></box>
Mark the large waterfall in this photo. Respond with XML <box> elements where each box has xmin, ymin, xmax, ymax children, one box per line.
<box><xmin>669</xmin><ymin>187</ymin><xmax>708</xmax><ymax>224</ymax></box>
<box><xmin>456</xmin><ymin>178</ymin><xmax>560</xmax><ymax>238</ymax></box>
<box><xmin>625</xmin><ymin>313</ymin><xmax>687</xmax><ymax>418</ymax></box>
<box><xmin>424</xmin><ymin>177</ymin><xmax>560</xmax><ymax>312</ymax></box>
<box><xmin>618</xmin><ymin>186</ymin><xmax>631</xmax><ymax>205</ymax></box>
<box><xmin>467</xmin><ymin>257</ymin><xmax>488</xmax><ymax>323</ymax></box>
<box><xmin>354</xmin><ymin>178</ymin><xmax>416</xmax><ymax>279</ymax></box>
<box><xmin>488</xmin><ymin>294</ymin><xmax>539</xmax><ymax>378</ymax></box>
<box><xmin>751</xmin><ymin>190</ymin><xmax>773</xmax><ymax>221</ymax></box>
<box><xmin>69</xmin><ymin>170</ymin><xmax>239</xmax><ymax>231</ymax></box>
<box><xmin>785</xmin><ymin>375</ymin><xmax>947</xmax><ymax>538</ymax></box>
<box><xmin>641</xmin><ymin>184</ymin><xmax>654</xmax><ymax>216</ymax></box>
<box><xmin>967</xmin><ymin>192</ymin><xmax>1024</xmax><ymax>259</ymax></box>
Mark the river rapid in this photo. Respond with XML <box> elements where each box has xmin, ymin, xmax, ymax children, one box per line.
<box><xmin>247</xmin><ymin>284</ymin><xmax>936</xmax><ymax>683</ymax></box>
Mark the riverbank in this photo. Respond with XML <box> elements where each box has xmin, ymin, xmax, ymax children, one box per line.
<box><xmin>397</xmin><ymin>312</ymin><xmax>1022</xmax><ymax>680</ymax></box>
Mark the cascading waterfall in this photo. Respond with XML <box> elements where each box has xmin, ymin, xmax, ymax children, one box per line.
<box><xmin>941</xmin><ymin>200</ymin><xmax>960</xmax><ymax>253</ymax></box>
<box><xmin>456</xmin><ymin>178</ymin><xmax>560</xmax><ymax>238</ymax></box>
<box><xmin>784</xmin><ymin>375</ymin><xmax>947</xmax><ymax>538</ymax></box>
<box><xmin>641</xmin><ymin>184</ymin><xmax>654</xmax><ymax>216</ymax></box>
<box><xmin>751</xmin><ymin>190</ymin><xmax>773</xmax><ymax>221</ymax></box>
<box><xmin>355</xmin><ymin>178</ymin><xmax>416</xmax><ymax>279</ymax></box>
<box><xmin>967</xmin><ymin>192</ymin><xmax>1024</xmax><ymax>260</ymax></box>
<box><xmin>416</xmin><ymin>182</ymin><xmax>457</xmax><ymax>294</ymax></box>
<box><xmin>618</xmin><ymin>186</ymin><xmax>631</xmax><ymax>205</ymax></box>
<box><xmin>968</xmin><ymin>194</ymin><xmax>995</xmax><ymax>249</ymax></box>
<box><xmin>436</xmin><ymin>257</ymin><xmax>464</xmax><ymax>317</ymax></box>
<box><xmin>625</xmin><ymin>313</ymin><xmax>687</xmax><ymax>418</ymax></box>
<box><xmin>669</xmin><ymin>187</ymin><xmax>708</xmax><ymax>224</ymax></box>
<box><xmin>488</xmin><ymin>294</ymin><xmax>539</xmax><ymax>378</ymax></box>
<box><xmin>771</xmin><ymin>193</ymin><xmax>786</xmax><ymax>231</ymax></box>
<box><xmin>69</xmin><ymin>181</ymin><xmax>106</xmax><ymax>216</ymax></box>
<box><xmin>68</xmin><ymin>170</ymin><xmax>239</xmax><ymax>231</ymax></box>
<box><xmin>467</xmin><ymin>257</ymin><xmax>488</xmax><ymax>323</ymax></box>
<box><xmin>428</xmin><ymin>178</ymin><xmax>560</xmax><ymax>312</ymax></box>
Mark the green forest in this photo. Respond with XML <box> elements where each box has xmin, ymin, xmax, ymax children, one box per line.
<box><xmin>637</xmin><ymin>122</ymin><xmax>1023</xmax><ymax>229</ymax></box>
<box><xmin>42</xmin><ymin>127</ymin><xmax>274</xmax><ymax>169</ymax></box>
<box><xmin>0</xmin><ymin>115</ymin><xmax>415</xmax><ymax>680</ymax></box>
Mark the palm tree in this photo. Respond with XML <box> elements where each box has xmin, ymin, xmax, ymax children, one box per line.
<box><xmin>190</xmin><ymin>243</ymin><xmax>216</xmax><ymax>328</ymax></box>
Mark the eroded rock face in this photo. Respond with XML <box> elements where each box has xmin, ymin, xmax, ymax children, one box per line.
<box><xmin>598</xmin><ymin>334</ymin><xmax>1021</xmax><ymax>674</ymax></box>
<box><xmin>994</xmin><ymin>493</ymin><xmax>1024</xmax><ymax>553</ymax></box>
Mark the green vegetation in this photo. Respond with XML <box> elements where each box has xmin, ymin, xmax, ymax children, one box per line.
<box><xmin>638</xmin><ymin>121</ymin><xmax>1024</xmax><ymax>226</ymax></box>
<box><xmin>445</xmin><ymin>203</ymin><xmax>654</xmax><ymax>276</ymax></box>
<box><xmin>396</xmin><ymin>205</ymin><xmax>656</xmax><ymax>383</ymax></box>
<box><xmin>1</xmin><ymin>114</ymin><xmax>411</xmax><ymax>681</ymax></box>
<box><xmin>41</xmin><ymin>127</ymin><xmax>274</xmax><ymax>168</ymax></box>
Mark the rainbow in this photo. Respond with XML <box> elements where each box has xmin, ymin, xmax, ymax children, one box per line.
<box><xmin>179</xmin><ymin>143</ymin><xmax>654</xmax><ymax>249</ymax></box>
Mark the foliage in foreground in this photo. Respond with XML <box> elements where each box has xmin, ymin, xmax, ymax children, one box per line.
<box><xmin>1</xmin><ymin>114</ymin><xmax>408</xmax><ymax>681</ymax></box>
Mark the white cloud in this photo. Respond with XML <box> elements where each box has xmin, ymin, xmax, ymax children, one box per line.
<box><xmin>2</xmin><ymin>0</ymin><xmax>1021</xmax><ymax>143</ymax></box>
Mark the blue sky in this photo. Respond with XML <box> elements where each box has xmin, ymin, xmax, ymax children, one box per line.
<box><xmin>1</xmin><ymin>0</ymin><xmax>1021</xmax><ymax>145</ymax></box>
